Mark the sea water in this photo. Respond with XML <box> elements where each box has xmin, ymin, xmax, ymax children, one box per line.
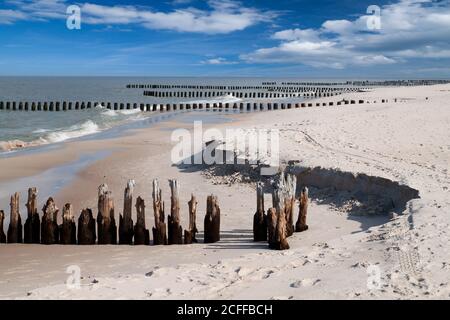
<box><xmin>0</xmin><ymin>76</ymin><xmax>323</xmax><ymax>152</ymax></box>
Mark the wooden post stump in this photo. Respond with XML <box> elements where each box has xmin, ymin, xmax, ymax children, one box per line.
<box><xmin>97</xmin><ymin>184</ymin><xmax>117</xmax><ymax>244</ymax></box>
<box><xmin>119</xmin><ymin>180</ymin><xmax>135</xmax><ymax>245</ymax></box>
<box><xmin>276</xmin><ymin>173</ymin><xmax>296</xmax><ymax>237</ymax></box>
<box><xmin>0</xmin><ymin>211</ymin><xmax>6</xmax><ymax>243</ymax></box>
<box><xmin>24</xmin><ymin>187</ymin><xmax>40</xmax><ymax>243</ymax></box>
<box><xmin>168</xmin><ymin>180</ymin><xmax>183</xmax><ymax>245</ymax></box>
<box><xmin>152</xmin><ymin>179</ymin><xmax>167</xmax><ymax>245</ymax></box>
<box><xmin>7</xmin><ymin>193</ymin><xmax>22</xmax><ymax>243</ymax></box>
<box><xmin>184</xmin><ymin>194</ymin><xmax>198</xmax><ymax>244</ymax></box>
<box><xmin>41</xmin><ymin>197</ymin><xmax>59</xmax><ymax>244</ymax></box>
<box><xmin>253</xmin><ymin>182</ymin><xmax>267</xmax><ymax>241</ymax></box>
<box><xmin>295</xmin><ymin>187</ymin><xmax>309</xmax><ymax>232</ymax></box>
<box><xmin>60</xmin><ymin>203</ymin><xmax>76</xmax><ymax>244</ymax></box>
<box><xmin>78</xmin><ymin>208</ymin><xmax>96</xmax><ymax>244</ymax></box>
<box><xmin>267</xmin><ymin>208</ymin><xmax>277</xmax><ymax>248</ymax></box>
<box><xmin>204</xmin><ymin>195</ymin><xmax>220</xmax><ymax>243</ymax></box>
<box><xmin>268</xmin><ymin>188</ymin><xmax>290</xmax><ymax>250</ymax></box>
<box><xmin>134</xmin><ymin>197</ymin><xmax>149</xmax><ymax>245</ymax></box>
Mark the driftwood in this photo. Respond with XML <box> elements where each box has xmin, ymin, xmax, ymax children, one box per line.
<box><xmin>41</xmin><ymin>197</ymin><xmax>59</xmax><ymax>244</ymax></box>
<box><xmin>119</xmin><ymin>180</ymin><xmax>135</xmax><ymax>245</ymax></box>
<box><xmin>295</xmin><ymin>187</ymin><xmax>309</xmax><ymax>232</ymax></box>
<box><xmin>253</xmin><ymin>183</ymin><xmax>267</xmax><ymax>241</ymax></box>
<box><xmin>184</xmin><ymin>194</ymin><xmax>198</xmax><ymax>244</ymax></box>
<box><xmin>204</xmin><ymin>195</ymin><xmax>220</xmax><ymax>243</ymax></box>
<box><xmin>0</xmin><ymin>210</ymin><xmax>6</xmax><ymax>243</ymax></box>
<box><xmin>7</xmin><ymin>193</ymin><xmax>22</xmax><ymax>243</ymax></box>
<box><xmin>24</xmin><ymin>187</ymin><xmax>40</xmax><ymax>243</ymax></box>
<box><xmin>60</xmin><ymin>203</ymin><xmax>76</xmax><ymax>244</ymax></box>
<box><xmin>97</xmin><ymin>184</ymin><xmax>117</xmax><ymax>244</ymax></box>
<box><xmin>152</xmin><ymin>179</ymin><xmax>167</xmax><ymax>245</ymax></box>
<box><xmin>78</xmin><ymin>208</ymin><xmax>96</xmax><ymax>245</ymax></box>
<box><xmin>134</xmin><ymin>196</ymin><xmax>149</xmax><ymax>245</ymax></box>
<box><xmin>168</xmin><ymin>180</ymin><xmax>183</xmax><ymax>245</ymax></box>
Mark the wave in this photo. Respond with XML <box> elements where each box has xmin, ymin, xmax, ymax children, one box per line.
<box><xmin>0</xmin><ymin>120</ymin><xmax>101</xmax><ymax>153</ymax></box>
<box><xmin>40</xmin><ymin>120</ymin><xmax>100</xmax><ymax>143</ymax></box>
<box><xmin>186</xmin><ymin>94</ymin><xmax>242</xmax><ymax>105</ymax></box>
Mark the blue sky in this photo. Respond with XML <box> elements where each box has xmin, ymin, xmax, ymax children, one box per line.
<box><xmin>0</xmin><ymin>0</ymin><xmax>449</xmax><ymax>77</ymax></box>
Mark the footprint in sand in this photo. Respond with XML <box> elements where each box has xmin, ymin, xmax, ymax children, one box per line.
<box><xmin>290</xmin><ymin>278</ymin><xmax>321</xmax><ymax>288</ymax></box>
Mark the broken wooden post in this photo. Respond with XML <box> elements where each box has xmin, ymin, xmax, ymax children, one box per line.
<box><xmin>24</xmin><ymin>187</ymin><xmax>40</xmax><ymax>244</ymax></box>
<box><xmin>7</xmin><ymin>193</ymin><xmax>22</xmax><ymax>243</ymax></box>
<box><xmin>269</xmin><ymin>189</ymin><xmax>290</xmax><ymax>250</ymax></box>
<box><xmin>134</xmin><ymin>196</ymin><xmax>149</xmax><ymax>245</ymax></box>
<box><xmin>295</xmin><ymin>187</ymin><xmax>309</xmax><ymax>232</ymax></box>
<box><xmin>168</xmin><ymin>179</ymin><xmax>183</xmax><ymax>245</ymax></box>
<box><xmin>119</xmin><ymin>180</ymin><xmax>135</xmax><ymax>245</ymax></box>
<box><xmin>97</xmin><ymin>184</ymin><xmax>117</xmax><ymax>244</ymax></box>
<box><xmin>204</xmin><ymin>195</ymin><xmax>220</xmax><ymax>243</ymax></box>
<box><xmin>60</xmin><ymin>203</ymin><xmax>76</xmax><ymax>244</ymax></box>
<box><xmin>152</xmin><ymin>179</ymin><xmax>167</xmax><ymax>245</ymax></box>
<box><xmin>0</xmin><ymin>210</ymin><xmax>6</xmax><ymax>243</ymax></box>
<box><xmin>267</xmin><ymin>208</ymin><xmax>277</xmax><ymax>249</ymax></box>
<box><xmin>41</xmin><ymin>197</ymin><xmax>59</xmax><ymax>244</ymax></box>
<box><xmin>253</xmin><ymin>182</ymin><xmax>267</xmax><ymax>241</ymax></box>
<box><xmin>184</xmin><ymin>194</ymin><xmax>198</xmax><ymax>244</ymax></box>
<box><xmin>276</xmin><ymin>173</ymin><xmax>296</xmax><ymax>237</ymax></box>
<box><xmin>78</xmin><ymin>208</ymin><xmax>96</xmax><ymax>245</ymax></box>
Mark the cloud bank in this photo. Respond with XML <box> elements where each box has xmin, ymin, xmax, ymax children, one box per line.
<box><xmin>1</xmin><ymin>0</ymin><xmax>273</xmax><ymax>34</ymax></box>
<box><xmin>242</xmin><ymin>0</ymin><xmax>450</xmax><ymax>69</ymax></box>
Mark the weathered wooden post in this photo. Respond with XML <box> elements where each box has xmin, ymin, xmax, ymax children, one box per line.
<box><xmin>7</xmin><ymin>193</ymin><xmax>22</xmax><ymax>243</ymax></box>
<box><xmin>97</xmin><ymin>184</ymin><xmax>117</xmax><ymax>244</ymax></box>
<box><xmin>253</xmin><ymin>182</ymin><xmax>267</xmax><ymax>241</ymax></box>
<box><xmin>168</xmin><ymin>180</ymin><xmax>183</xmax><ymax>244</ymax></box>
<box><xmin>60</xmin><ymin>203</ymin><xmax>76</xmax><ymax>244</ymax></box>
<box><xmin>295</xmin><ymin>187</ymin><xmax>309</xmax><ymax>232</ymax></box>
<box><xmin>41</xmin><ymin>197</ymin><xmax>59</xmax><ymax>244</ymax></box>
<box><xmin>24</xmin><ymin>187</ymin><xmax>40</xmax><ymax>243</ymax></box>
<box><xmin>152</xmin><ymin>179</ymin><xmax>167</xmax><ymax>245</ymax></box>
<box><xmin>284</xmin><ymin>174</ymin><xmax>296</xmax><ymax>237</ymax></box>
<box><xmin>0</xmin><ymin>210</ymin><xmax>6</xmax><ymax>243</ymax></box>
<box><xmin>267</xmin><ymin>208</ymin><xmax>277</xmax><ymax>248</ymax></box>
<box><xmin>78</xmin><ymin>208</ymin><xmax>96</xmax><ymax>245</ymax></box>
<box><xmin>184</xmin><ymin>194</ymin><xmax>198</xmax><ymax>244</ymax></box>
<box><xmin>119</xmin><ymin>180</ymin><xmax>135</xmax><ymax>245</ymax></box>
<box><xmin>204</xmin><ymin>195</ymin><xmax>220</xmax><ymax>243</ymax></box>
<box><xmin>134</xmin><ymin>196</ymin><xmax>149</xmax><ymax>245</ymax></box>
<box><xmin>268</xmin><ymin>189</ymin><xmax>289</xmax><ymax>250</ymax></box>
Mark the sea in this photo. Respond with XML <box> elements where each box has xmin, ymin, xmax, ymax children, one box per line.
<box><xmin>0</xmin><ymin>76</ymin><xmax>337</xmax><ymax>153</ymax></box>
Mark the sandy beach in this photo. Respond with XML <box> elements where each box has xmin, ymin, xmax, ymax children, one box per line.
<box><xmin>1</xmin><ymin>84</ymin><xmax>449</xmax><ymax>299</ymax></box>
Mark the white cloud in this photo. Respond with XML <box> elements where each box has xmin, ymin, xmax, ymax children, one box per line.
<box><xmin>202</xmin><ymin>57</ymin><xmax>237</xmax><ymax>65</ymax></box>
<box><xmin>242</xmin><ymin>0</ymin><xmax>450</xmax><ymax>69</ymax></box>
<box><xmin>0</xmin><ymin>9</ymin><xmax>28</xmax><ymax>24</ymax></box>
<box><xmin>2</xmin><ymin>0</ymin><xmax>273</xmax><ymax>34</ymax></box>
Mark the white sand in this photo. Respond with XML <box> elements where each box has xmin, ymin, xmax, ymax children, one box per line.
<box><xmin>0</xmin><ymin>84</ymin><xmax>449</xmax><ymax>299</ymax></box>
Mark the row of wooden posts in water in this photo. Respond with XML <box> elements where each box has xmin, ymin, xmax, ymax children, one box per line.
<box><xmin>127</xmin><ymin>83</ymin><xmax>366</xmax><ymax>92</ymax></box>
<box><xmin>143</xmin><ymin>90</ymin><xmax>344</xmax><ymax>98</ymax></box>
<box><xmin>0</xmin><ymin>173</ymin><xmax>308</xmax><ymax>250</ymax></box>
<box><xmin>0</xmin><ymin>98</ymin><xmax>390</xmax><ymax>112</ymax></box>
<box><xmin>0</xmin><ymin>179</ymin><xmax>219</xmax><ymax>246</ymax></box>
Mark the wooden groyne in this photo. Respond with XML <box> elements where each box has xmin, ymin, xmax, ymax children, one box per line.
<box><xmin>142</xmin><ymin>90</ymin><xmax>347</xmax><ymax>98</ymax></box>
<box><xmin>0</xmin><ymin>180</ymin><xmax>222</xmax><ymax>246</ymax></box>
<box><xmin>0</xmin><ymin>98</ymin><xmax>392</xmax><ymax>113</ymax></box>
<box><xmin>0</xmin><ymin>174</ymin><xmax>310</xmax><ymax>250</ymax></box>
